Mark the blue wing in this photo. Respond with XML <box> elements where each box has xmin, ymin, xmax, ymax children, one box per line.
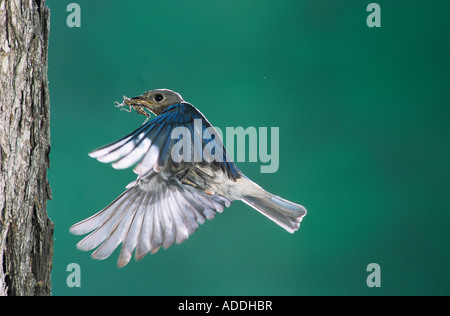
<box><xmin>88</xmin><ymin>102</ymin><xmax>241</xmax><ymax>180</ymax></box>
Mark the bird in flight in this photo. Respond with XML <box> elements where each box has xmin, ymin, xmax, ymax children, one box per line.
<box><xmin>70</xmin><ymin>89</ymin><xmax>307</xmax><ymax>267</ymax></box>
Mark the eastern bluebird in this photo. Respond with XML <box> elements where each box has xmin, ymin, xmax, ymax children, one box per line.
<box><xmin>70</xmin><ymin>89</ymin><xmax>307</xmax><ymax>267</ymax></box>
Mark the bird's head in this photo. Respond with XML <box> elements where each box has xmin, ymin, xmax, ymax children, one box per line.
<box><xmin>125</xmin><ymin>89</ymin><xmax>184</xmax><ymax>115</ymax></box>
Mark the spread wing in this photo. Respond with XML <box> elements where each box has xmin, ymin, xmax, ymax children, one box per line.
<box><xmin>88</xmin><ymin>102</ymin><xmax>241</xmax><ymax>180</ymax></box>
<box><xmin>70</xmin><ymin>171</ymin><xmax>231</xmax><ymax>267</ymax></box>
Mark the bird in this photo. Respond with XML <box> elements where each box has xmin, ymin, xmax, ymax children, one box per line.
<box><xmin>70</xmin><ymin>89</ymin><xmax>307</xmax><ymax>267</ymax></box>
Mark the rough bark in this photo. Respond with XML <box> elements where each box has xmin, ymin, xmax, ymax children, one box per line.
<box><xmin>0</xmin><ymin>0</ymin><xmax>53</xmax><ymax>296</ymax></box>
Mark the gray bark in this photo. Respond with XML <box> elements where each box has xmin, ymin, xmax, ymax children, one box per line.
<box><xmin>0</xmin><ymin>0</ymin><xmax>53</xmax><ymax>296</ymax></box>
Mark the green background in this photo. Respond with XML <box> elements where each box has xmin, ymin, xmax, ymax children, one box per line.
<box><xmin>46</xmin><ymin>0</ymin><xmax>450</xmax><ymax>295</ymax></box>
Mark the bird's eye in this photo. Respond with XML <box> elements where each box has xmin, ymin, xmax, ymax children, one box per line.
<box><xmin>154</xmin><ymin>94</ymin><xmax>164</xmax><ymax>102</ymax></box>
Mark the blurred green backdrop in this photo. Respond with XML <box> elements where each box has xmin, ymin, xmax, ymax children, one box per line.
<box><xmin>46</xmin><ymin>0</ymin><xmax>450</xmax><ymax>295</ymax></box>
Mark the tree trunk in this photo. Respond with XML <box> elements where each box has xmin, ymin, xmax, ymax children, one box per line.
<box><xmin>0</xmin><ymin>0</ymin><xmax>53</xmax><ymax>296</ymax></box>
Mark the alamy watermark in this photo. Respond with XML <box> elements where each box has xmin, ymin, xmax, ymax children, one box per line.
<box><xmin>66</xmin><ymin>263</ymin><xmax>81</xmax><ymax>288</ymax></box>
<box><xmin>366</xmin><ymin>263</ymin><xmax>381</xmax><ymax>287</ymax></box>
<box><xmin>66</xmin><ymin>3</ymin><xmax>381</xmax><ymax>29</ymax></box>
<box><xmin>169</xmin><ymin>119</ymin><xmax>279</xmax><ymax>173</ymax></box>
<box><xmin>66</xmin><ymin>3</ymin><xmax>81</xmax><ymax>28</ymax></box>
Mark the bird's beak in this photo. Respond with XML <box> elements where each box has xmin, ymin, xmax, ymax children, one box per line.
<box><xmin>124</xmin><ymin>95</ymin><xmax>154</xmax><ymax>107</ymax></box>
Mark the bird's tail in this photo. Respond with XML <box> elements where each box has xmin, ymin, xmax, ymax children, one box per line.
<box><xmin>240</xmin><ymin>179</ymin><xmax>307</xmax><ymax>233</ymax></box>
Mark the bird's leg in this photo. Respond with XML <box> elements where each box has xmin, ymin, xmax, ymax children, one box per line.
<box><xmin>172</xmin><ymin>167</ymin><xmax>203</xmax><ymax>190</ymax></box>
<box><xmin>172</xmin><ymin>167</ymin><xmax>216</xmax><ymax>195</ymax></box>
<box><xmin>192</xmin><ymin>168</ymin><xmax>217</xmax><ymax>195</ymax></box>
